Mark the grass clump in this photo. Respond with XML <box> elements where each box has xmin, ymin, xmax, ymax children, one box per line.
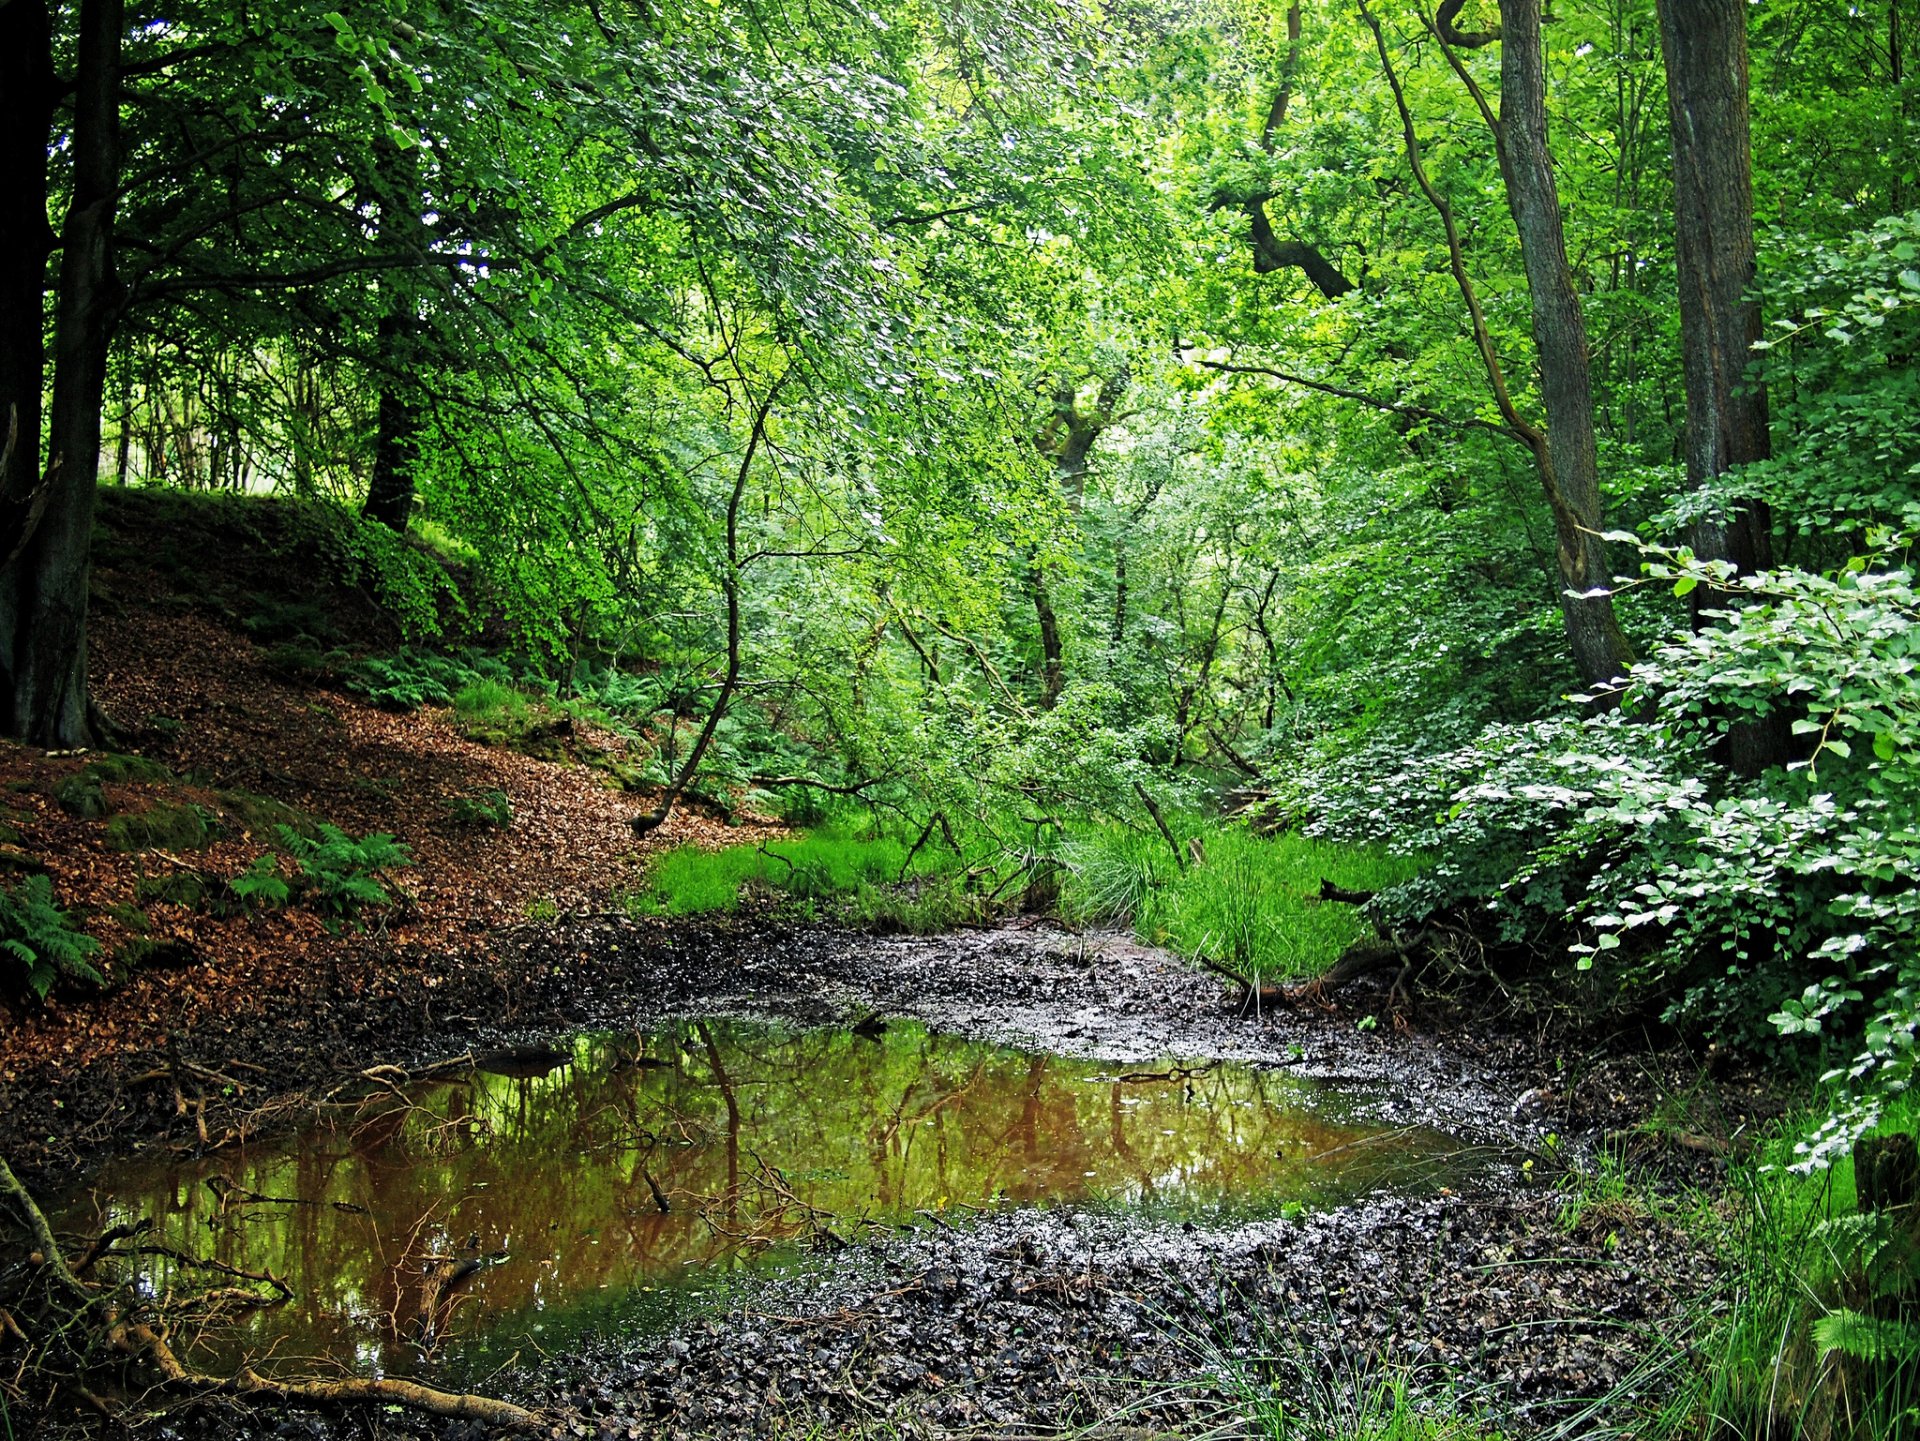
<box><xmin>446</xmin><ymin>787</ymin><xmax>513</xmax><ymax>828</ymax></box>
<box><xmin>625</xmin><ymin>826</ymin><xmax>974</xmax><ymax>928</ymax></box>
<box><xmin>1062</xmin><ymin>824</ymin><xmax>1422</xmax><ymax>982</ymax></box>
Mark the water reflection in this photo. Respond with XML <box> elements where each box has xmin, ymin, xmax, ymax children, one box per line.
<box><xmin>64</xmin><ymin>1020</ymin><xmax>1485</xmax><ymax>1379</ymax></box>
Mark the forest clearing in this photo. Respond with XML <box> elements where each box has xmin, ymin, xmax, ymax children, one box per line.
<box><xmin>3</xmin><ymin>0</ymin><xmax>1918</xmax><ymax>1437</ymax></box>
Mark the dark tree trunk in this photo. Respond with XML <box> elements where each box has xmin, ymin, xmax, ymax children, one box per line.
<box><xmin>1657</xmin><ymin>0</ymin><xmax>1787</xmax><ymax>772</ymax></box>
<box><xmin>364</xmin><ymin>356</ymin><xmax>418</xmax><ymax>530</ymax></box>
<box><xmin>363</xmin><ymin>143</ymin><xmax>427</xmax><ymax>531</ymax></box>
<box><xmin>0</xmin><ymin>0</ymin><xmax>121</xmax><ymax>746</ymax></box>
<box><xmin>0</xmin><ymin>1</ymin><xmax>57</xmax><ymax>572</ymax></box>
<box><xmin>1658</xmin><ymin>0</ymin><xmax>1772</xmax><ymax>583</ymax></box>
<box><xmin>1495</xmin><ymin>0</ymin><xmax>1634</xmax><ymax>690</ymax></box>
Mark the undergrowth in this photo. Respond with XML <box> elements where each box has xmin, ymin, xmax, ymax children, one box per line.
<box><xmin>0</xmin><ymin>875</ymin><xmax>104</xmax><ymax>1000</ymax></box>
<box><xmin>1061</xmin><ymin>824</ymin><xmax>1423</xmax><ymax>981</ymax></box>
<box><xmin>1579</xmin><ymin>1102</ymin><xmax>1920</xmax><ymax>1441</ymax></box>
<box><xmin>624</xmin><ymin>827</ymin><xmax>983</xmax><ymax>931</ymax></box>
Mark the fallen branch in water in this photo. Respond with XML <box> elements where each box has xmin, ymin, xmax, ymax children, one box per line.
<box><xmin>0</xmin><ymin>1153</ymin><xmax>543</xmax><ymax>1431</ymax></box>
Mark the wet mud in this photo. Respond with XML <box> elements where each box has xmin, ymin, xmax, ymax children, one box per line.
<box><xmin>9</xmin><ymin>919</ymin><xmax>1733</xmax><ymax>1438</ymax></box>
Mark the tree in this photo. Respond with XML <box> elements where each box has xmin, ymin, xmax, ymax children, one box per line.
<box><xmin>1362</xmin><ymin>0</ymin><xmax>1634</xmax><ymax>695</ymax></box>
<box><xmin>0</xmin><ymin>0</ymin><xmax>121</xmax><ymax>746</ymax></box>
<box><xmin>1657</xmin><ymin>0</ymin><xmax>1787</xmax><ymax>772</ymax></box>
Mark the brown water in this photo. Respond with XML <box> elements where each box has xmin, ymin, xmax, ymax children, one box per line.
<box><xmin>62</xmin><ymin>1019</ymin><xmax>1490</xmax><ymax>1380</ymax></box>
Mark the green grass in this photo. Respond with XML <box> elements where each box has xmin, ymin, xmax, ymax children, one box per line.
<box><xmin>625</xmin><ymin>826</ymin><xmax>983</xmax><ymax>929</ymax></box>
<box><xmin>1572</xmin><ymin>1100</ymin><xmax>1920</xmax><ymax>1441</ymax></box>
<box><xmin>1061</xmin><ymin>823</ymin><xmax>1424</xmax><ymax>982</ymax></box>
<box><xmin>452</xmin><ymin>677</ymin><xmax>528</xmax><ymax>723</ymax></box>
<box><xmin>628</xmin><ymin>817</ymin><xmax>1419</xmax><ymax>977</ymax></box>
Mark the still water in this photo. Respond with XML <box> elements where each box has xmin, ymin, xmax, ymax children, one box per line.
<box><xmin>64</xmin><ymin>1019</ymin><xmax>1489</xmax><ymax>1380</ymax></box>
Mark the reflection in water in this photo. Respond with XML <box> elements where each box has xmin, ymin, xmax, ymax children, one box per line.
<box><xmin>63</xmin><ymin>1020</ymin><xmax>1487</xmax><ymax>1380</ymax></box>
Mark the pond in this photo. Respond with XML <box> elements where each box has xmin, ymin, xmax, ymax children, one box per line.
<box><xmin>62</xmin><ymin>1018</ymin><xmax>1495</xmax><ymax>1382</ymax></box>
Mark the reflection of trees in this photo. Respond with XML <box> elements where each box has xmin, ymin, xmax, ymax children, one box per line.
<box><xmin>66</xmin><ymin>1021</ymin><xmax>1480</xmax><ymax>1379</ymax></box>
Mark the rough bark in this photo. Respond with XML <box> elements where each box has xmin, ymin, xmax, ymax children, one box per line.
<box><xmin>1368</xmin><ymin>0</ymin><xmax>1633</xmax><ymax>693</ymax></box>
<box><xmin>0</xmin><ymin>1</ymin><xmax>57</xmax><ymax>575</ymax></box>
<box><xmin>1493</xmin><ymin>0</ymin><xmax>1634</xmax><ymax>692</ymax></box>
<box><xmin>0</xmin><ymin>0</ymin><xmax>122</xmax><ymax>745</ymax></box>
<box><xmin>362</xmin><ymin>141</ymin><xmax>429</xmax><ymax>531</ymax></box>
<box><xmin>1657</xmin><ymin>0</ymin><xmax>1786</xmax><ymax>771</ymax></box>
<box><xmin>1657</xmin><ymin>0</ymin><xmax>1773</xmax><ymax>585</ymax></box>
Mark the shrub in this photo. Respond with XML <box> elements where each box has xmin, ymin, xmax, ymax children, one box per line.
<box><xmin>228</xmin><ymin>854</ymin><xmax>292</xmax><ymax>912</ymax></box>
<box><xmin>1</xmin><ymin>876</ymin><xmax>104</xmax><ymax>999</ymax></box>
<box><xmin>273</xmin><ymin>824</ymin><xmax>412</xmax><ymax>928</ymax></box>
<box><xmin>446</xmin><ymin>787</ymin><xmax>514</xmax><ymax>828</ymax></box>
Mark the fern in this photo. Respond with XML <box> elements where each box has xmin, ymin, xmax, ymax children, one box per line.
<box><xmin>274</xmin><ymin>824</ymin><xmax>412</xmax><ymax>928</ymax></box>
<box><xmin>1816</xmin><ymin>1212</ymin><xmax>1920</xmax><ymax>1298</ymax></box>
<box><xmin>1</xmin><ymin>876</ymin><xmax>104</xmax><ymax>999</ymax></box>
<box><xmin>1814</xmin><ymin>1308</ymin><xmax>1920</xmax><ymax>1365</ymax></box>
<box><xmin>228</xmin><ymin>854</ymin><xmax>292</xmax><ymax>911</ymax></box>
<box><xmin>344</xmin><ymin>648</ymin><xmax>512</xmax><ymax>712</ymax></box>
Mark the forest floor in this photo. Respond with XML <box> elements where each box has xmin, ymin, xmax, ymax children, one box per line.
<box><xmin>2</xmin><ymin>493</ymin><xmax>1776</xmax><ymax>1438</ymax></box>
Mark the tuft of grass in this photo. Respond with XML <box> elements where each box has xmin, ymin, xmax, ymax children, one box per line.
<box><xmin>452</xmin><ymin>677</ymin><xmax>527</xmax><ymax>723</ymax></box>
<box><xmin>625</xmin><ymin>827</ymin><xmax>971</xmax><ymax>926</ymax></box>
<box><xmin>1062</xmin><ymin>823</ymin><xmax>1423</xmax><ymax>982</ymax></box>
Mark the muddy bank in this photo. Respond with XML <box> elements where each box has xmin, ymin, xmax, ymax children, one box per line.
<box><xmin>5</xmin><ymin>920</ymin><xmax>1560</xmax><ymax>1188</ymax></box>
<box><xmin>126</xmin><ymin>1186</ymin><xmax>1712</xmax><ymax>1441</ymax></box>
<box><xmin>8</xmin><ymin>920</ymin><xmax>1745</xmax><ymax>1439</ymax></box>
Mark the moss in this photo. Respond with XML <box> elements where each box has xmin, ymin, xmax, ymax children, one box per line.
<box><xmin>0</xmin><ymin>846</ymin><xmax>48</xmax><ymax>876</ymax></box>
<box><xmin>582</xmin><ymin>747</ymin><xmax>657</xmax><ymax>792</ymax></box>
<box><xmin>135</xmin><ymin>870</ymin><xmax>210</xmax><ymax>910</ymax></box>
<box><xmin>106</xmin><ymin>802</ymin><xmax>220</xmax><ymax>852</ymax></box>
<box><xmin>53</xmin><ymin>774</ymin><xmax>111</xmax><ymax>819</ymax></box>
<box><xmin>101</xmin><ymin>902</ymin><xmax>153</xmax><ymax>934</ymax></box>
<box><xmin>215</xmin><ymin>788</ymin><xmax>318</xmax><ymax>839</ymax></box>
<box><xmin>80</xmin><ymin>753</ymin><xmax>173</xmax><ymax>785</ymax></box>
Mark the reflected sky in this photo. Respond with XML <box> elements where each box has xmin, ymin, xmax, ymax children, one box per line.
<box><xmin>61</xmin><ymin>1019</ymin><xmax>1490</xmax><ymax>1381</ymax></box>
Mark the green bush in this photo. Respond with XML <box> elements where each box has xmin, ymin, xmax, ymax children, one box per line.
<box><xmin>272</xmin><ymin>824</ymin><xmax>412</xmax><ymax>928</ymax></box>
<box><xmin>1</xmin><ymin>876</ymin><xmax>104</xmax><ymax>999</ymax></box>
<box><xmin>446</xmin><ymin>787</ymin><xmax>514</xmax><ymax>828</ymax></box>
<box><xmin>343</xmin><ymin>647</ymin><xmax>510</xmax><ymax>711</ymax></box>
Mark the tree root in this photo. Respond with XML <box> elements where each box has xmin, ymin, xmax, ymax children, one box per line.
<box><xmin>114</xmin><ymin>1319</ymin><xmax>541</xmax><ymax>1427</ymax></box>
<box><xmin>1</xmin><ymin>1153</ymin><xmax>543</xmax><ymax>1431</ymax></box>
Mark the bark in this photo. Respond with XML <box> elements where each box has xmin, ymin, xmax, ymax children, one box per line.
<box><xmin>0</xmin><ymin>1</ymin><xmax>57</xmax><ymax>573</ymax></box>
<box><xmin>1247</xmin><ymin>207</ymin><xmax>1356</xmax><ymax>299</ymax></box>
<box><xmin>363</xmin><ymin>142</ymin><xmax>428</xmax><ymax>530</ymax></box>
<box><xmin>1657</xmin><ymin>0</ymin><xmax>1787</xmax><ymax>772</ymax></box>
<box><xmin>1231</xmin><ymin>4</ymin><xmax>1356</xmax><ymax>303</ymax></box>
<box><xmin>1383</xmin><ymin>0</ymin><xmax>1632</xmax><ymax>692</ymax></box>
<box><xmin>0</xmin><ymin>0</ymin><xmax>122</xmax><ymax>745</ymax></box>
<box><xmin>1493</xmin><ymin>0</ymin><xmax>1634</xmax><ymax>691</ymax></box>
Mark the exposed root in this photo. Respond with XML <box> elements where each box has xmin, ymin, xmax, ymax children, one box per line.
<box><xmin>1</xmin><ymin>1152</ymin><xmax>543</xmax><ymax>1432</ymax></box>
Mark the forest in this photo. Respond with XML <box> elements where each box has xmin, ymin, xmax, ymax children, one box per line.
<box><xmin>2</xmin><ymin>0</ymin><xmax>1919</xmax><ymax>1436</ymax></box>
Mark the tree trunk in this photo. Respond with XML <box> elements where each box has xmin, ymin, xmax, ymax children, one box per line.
<box><xmin>1496</xmin><ymin>0</ymin><xmax>1634</xmax><ymax>691</ymax></box>
<box><xmin>363</xmin><ymin>142</ymin><xmax>428</xmax><ymax>531</ymax></box>
<box><xmin>0</xmin><ymin>1</ymin><xmax>56</xmax><ymax>572</ymax></box>
<box><xmin>0</xmin><ymin>0</ymin><xmax>121</xmax><ymax>746</ymax></box>
<box><xmin>1657</xmin><ymin>0</ymin><xmax>1786</xmax><ymax>772</ymax></box>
